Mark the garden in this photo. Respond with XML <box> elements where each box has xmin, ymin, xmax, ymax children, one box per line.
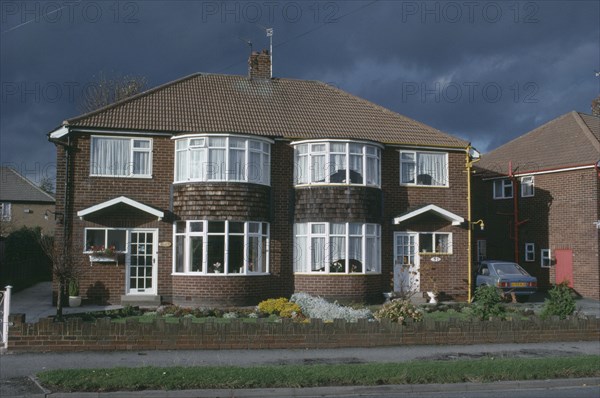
<box><xmin>60</xmin><ymin>283</ymin><xmax>580</xmax><ymax>325</ymax></box>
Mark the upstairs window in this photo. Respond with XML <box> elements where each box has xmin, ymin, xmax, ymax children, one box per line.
<box><xmin>493</xmin><ymin>179</ymin><xmax>513</xmax><ymax>199</ymax></box>
<box><xmin>293</xmin><ymin>141</ymin><xmax>381</xmax><ymax>187</ymax></box>
<box><xmin>174</xmin><ymin>135</ymin><xmax>271</xmax><ymax>185</ymax></box>
<box><xmin>521</xmin><ymin>176</ymin><xmax>534</xmax><ymax>197</ymax></box>
<box><xmin>541</xmin><ymin>249</ymin><xmax>551</xmax><ymax>268</ymax></box>
<box><xmin>400</xmin><ymin>151</ymin><xmax>448</xmax><ymax>187</ymax></box>
<box><xmin>90</xmin><ymin>136</ymin><xmax>152</xmax><ymax>178</ymax></box>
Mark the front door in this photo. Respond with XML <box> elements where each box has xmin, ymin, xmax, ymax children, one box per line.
<box><xmin>393</xmin><ymin>232</ymin><xmax>420</xmax><ymax>295</ymax></box>
<box><xmin>126</xmin><ymin>230</ymin><xmax>157</xmax><ymax>295</ymax></box>
<box><xmin>555</xmin><ymin>249</ymin><xmax>573</xmax><ymax>287</ymax></box>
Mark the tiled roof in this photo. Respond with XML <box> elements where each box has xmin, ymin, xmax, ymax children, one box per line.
<box><xmin>0</xmin><ymin>167</ymin><xmax>55</xmax><ymax>203</ymax></box>
<box><xmin>476</xmin><ymin>111</ymin><xmax>600</xmax><ymax>175</ymax></box>
<box><xmin>64</xmin><ymin>74</ymin><xmax>468</xmax><ymax>148</ymax></box>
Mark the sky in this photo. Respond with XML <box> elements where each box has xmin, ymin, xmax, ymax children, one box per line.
<box><xmin>1</xmin><ymin>0</ymin><xmax>599</xmax><ymax>186</ymax></box>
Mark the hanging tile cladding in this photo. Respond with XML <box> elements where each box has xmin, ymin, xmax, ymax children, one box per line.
<box><xmin>172</xmin><ymin>183</ymin><xmax>271</xmax><ymax>220</ymax></box>
<box><xmin>294</xmin><ymin>186</ymin><xmax>383</xmax><ymax>223</ymax></box>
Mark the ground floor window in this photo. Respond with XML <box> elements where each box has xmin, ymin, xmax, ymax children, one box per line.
<box><xmin>84</xmin><ymin>228</ymin><xmax>127</xmax><ymax>252</ymax></box>
<box><xmin>418</xmin><ymin>232</ymin><xmax>452</xmax><ymax>254</ymax></box>
<box><xmin>173</xmin><ymin>220</ymin><xmax>269</xmax><ymax>275</ymax></box>
<box><xmin>293</xmin><ymin>222</ymin><xmax>381</xmax><ymax>274</ymax></box>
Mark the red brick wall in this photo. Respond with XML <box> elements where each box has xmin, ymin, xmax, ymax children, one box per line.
<box><xmin>473</xmin><ymin>168</ymin><xmax>599</xmax><ymax>299</ymax></box>
<box><xmin>9</xmin><ymin>314</ymin><xmax>599</xmax><ymax>352</ymax></box>
<box><xmin>54</xmin><ymin>135</ymin><xmax>471</xmax><ymax>306</ymax></box>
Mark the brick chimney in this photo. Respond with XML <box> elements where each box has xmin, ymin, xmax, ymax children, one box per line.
<box><xmin>592</xmin><ymin>95</ymin><xmax>600</xmax><ymax>116</ymax></box>
<box><xmin>248</xmin><ymin>49</ymin><xmax>271</xmax><ymax>80</ymax></box>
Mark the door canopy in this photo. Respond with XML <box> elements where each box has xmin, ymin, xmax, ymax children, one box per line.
<box><xmin>393</xmin><ymin>204</ymin><xmax>464</xmax><ymax>226</ymax></box>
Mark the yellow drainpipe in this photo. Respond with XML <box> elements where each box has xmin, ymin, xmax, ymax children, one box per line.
<box><xmin>466</xmin><ymin>145</ymin><xmax>480</xmax><ymax>302</ymax></box>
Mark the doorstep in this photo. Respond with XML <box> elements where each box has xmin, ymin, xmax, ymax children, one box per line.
<box><xmin>120</xmin><ymin>294</ymin><xmax>161</xmax><ymax>308</ymax></box>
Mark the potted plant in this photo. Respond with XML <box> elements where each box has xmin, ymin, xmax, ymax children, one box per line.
<box><xmin>68</xmin><ymin>279</ymin><xmax>82</xmax><ymax>307</ymax></box>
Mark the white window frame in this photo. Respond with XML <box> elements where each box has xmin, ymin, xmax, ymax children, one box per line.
<box><xmin>1</xmin><ymin>202</ymin><xmax>11</xmax><ymax>221</ymax></box>
<box><xmin>293</xmin><ymin>222</ymin><xmax>381</xmax><ymax>274</ymax></box>
<box><xmin>525</xmin><ymin>243</ymin><xmax>535</xmax><ymax>262</ymax></box>
<box><xmin>399</xmin><ymin>150</ymin><xmax>449</xmax><ymax>187</ymax></box>
<box><xmin>90</xmin><ymin>136</ymin><xmax>153</xmax><ymax>178</ymax></box>
<box><xmin>541</xmin><ymin>249</ymin><xmax>551</xmax><ymax>268</ymax></box>
<box><xmin>83</xmin><ymin>228</ymin><xmax>128</xmax><ymax>253</ymax></box>
<box><xmin>172</xmin><ymin>220</ymin><xmax>270</xmax><ymax>275</ymax></box>
<box><xmin>493</xmin><ymin>179</ymin><xmax>513</xmax><ymax>199</ymax></box>
<box><xmin>521</xmin><ymin>176</ymin><xmax>534</xmax><ymax>197</ymax></box>
<box><xmin>173</xmin><ymin>134</ymin><xmax>272</xmax><ymax>185</ymax></box>
<box><xmin>293</xmin><ymin>140</ymin><xmax>382</xmax><ymax>187</ymax></box>
<box><xmin>418</xmin><ymin>232</ymin><xmax>453</xmax><ymax>254</ymax></box>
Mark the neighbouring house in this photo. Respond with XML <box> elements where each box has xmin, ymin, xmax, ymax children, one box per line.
<box><xmin>473</xmin><ymin>110</ymin><xmax>600</xmax><ymax>300</ymax></box>
<box><xmin>48</xmin><ymin>51</ymin><xmax>476</xmax><ymax>307</ymax></box>
<box><xmin>0</xmin><ymin>167</ymin><xmax>55</xmax><ymax>237</ymax></box>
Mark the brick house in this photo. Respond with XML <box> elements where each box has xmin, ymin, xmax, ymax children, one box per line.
<box><xmin>48</xmin><ymin>51</ymin><xmax>475</xmax><ymax>306</ymax></box>
<box><xmin>473</xmin><ymin>111</ymin><xmax>600</xmax><ymax>300</ymax></box>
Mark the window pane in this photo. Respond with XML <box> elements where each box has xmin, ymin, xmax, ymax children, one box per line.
<box><xmin>175</xmin><ymin>235</ymin><xmax>185</xmax><ymax>272</ymax></box>
<box><xmin>401</xmin><ymin>159</ymin><xmax>415</xmax><ymax>184</ymax></box>
<box><xmin>107</xmin><ymin>230</ymin><xmax>126</xmax><ymax>252</ymax></box>
<box><xmin>311</xmin><ymin>154</ymin><xmax>326</xmax><ymax>182</ymax></box>
<box><xmin>249</xmin><ymin>140</ymin><xmax>262</xmax><ymax>150</ymax></box>
<box><xmin>91</xmin><ymin>137</ymin><xmax>130</xmax><ymax>176</ymax></box>
<box><xmin>85</xmin><ymin>230</ymin><xmax>105</xmax><ymax>251</ymax></box>
<box><xmin>208</xmin><ymin>221</ymin><xmax>225</xmax><ymax>233</ymax></box>
<box><xmin>189</xmin><ymin>236</ymin><xmax>203</xmax><ymax>272</ymax></box>
<box><xmin>366</xmin><ymin>157</ymin><xmax>378</xmax><ymax>185</ymax></box>
<box><xmin>417</xmin><ymin>153</ymin><xmax>446</xmax><ymax>186</ymax></box>
<box><xmin>248</xmin><ymin>236</ymin><xmax>260</xmax><ymax>273</ymax></box>
<box><xmin>349</xmin><ymin>154</ymin><xmax>363</xmax><ymax>183</ymax></box>
<box><xmin>261</xmin><ymin>235</ymin><xmax>268</xmax><ymax>272</ymax></box>
<box><xmin>295</xmin><ymin>223</ymin><xmax>307</xmax><ymax>235</ymax></box>
<box><xmin>189</xmin><ymin>138</ymin><xmax>205</xmax><ymax>147</ymax></box>
<box><xmin>294</xmin><ymin>235</ymin><xmax>307</xmax><ymax>272</ymax></box>
<box><xmin>311</xmin><ymin>224</ymin><xmax>325</xmax><ymax>234</ymax></box>
<box><xmin>248</xmin><ymin>222</ymin><xmax>260</xmax><ymax>234</ymax></box>
<box><xmin>176</xmin><ymin>140</ymin><xmax>187</xmax><ymax>150</ymax></box>
<box><xmin>366</xmin><ymin>236</ymin><xmax>377</xmax><ymax>272</ymax></box>
<box><xmin>228</xmin><ymin>235</ymin><xmax>244</xmax><ymax>273</ymax></box>
<box><xmin>419</xmin><ymin>233</ymin><xmax>433</xmax><ymax>253</ymax></box>
<box><xmin>311</xmin><ymin>237</ymin><xmax>326</xmax><ymax>271</ymax></box>
<box><xmin>190</xmin><ymin>221</ymin><xmax>203</xmax><ymax>232</ymax></box>
<box><xmin>329</xmin><ymin>153</ymin><xmax>346</xmax><ymax>182</ymax></box>
<box><xmin>296</xmin><ymin>153</ymin><xmax>308</xmax><ymax>184</ymax></box>
<box><xmin>230</xmin><ymin>137</ymin><xmax>245</xmax><ymax>148</ymax></box>
<box><xmin>330</xmin><ymin>236</ymin><xmax>345</xmax><ymax>273</ymax></box>
<box><xmin>229</xmin><ymin>222</ymin><xmax>244</xmax><ymax>234</ymax></box>
<box><xmin>175</xmin><ymin>148</ymin><xmax>188</xmax><ymax>181</ymax></box>
<box><xmin>133</xmin><ymin>139</ymin><xmax>150</xmax><ymax>148</ymax></box>
<box><xmin>248</xmin><ymin>151</ymin><xmax>261</xmax><ymax>183</ymax></box>
<box><xmin>349</xmin><ymin>223</ymin><xmax>362</xmax><ymax>235</ymax></box>
<box><xmin>133</xmin><ymin>151</ymin><xmax>149</xmax><ymax>175</ymax></box>
<box><xmin>349</xmin><ymin>236</ymin><xmax>362</xmax><ymax>273</ymax></box>
<box><xmin>209</xmin><ymin>137</ymin><xmax>226</xmax><ymax>147</ymax></box>
<box><xmin>349</xmin><ymin>143</ymin><xmax>362</xmax><ymax>154</ymax></box>
<box><xmin>435</xmin><ymin>234</ymin><xmax>449</xmax><ymax>253</ymax></box>
<box><xmin>229</xmin><ymin>148</ymin><xmax>245</xmax><ymax>180</ymax></box>
<box><xmin>208</xmin><ymin>148</ymin><xmax>225</xmax><ymax>180</ymax></box>
<box><xmin>175</xmin><ymin>221</ymin><xmax>186</xmax><ymax>233</ymax></box>
<box><xmin>207</xmin><ymin>235</ymin><xmax>225</xmax><ymax>273</ymax></box>
<box><xmin>189</xmin><ymin>148</ymin><xmax>206</xmax><ymax>180</ymax></box>
<box><xmin>330</xmin><ymin>223</ymin><xmax>345</xmax><ymax>234</ymax></box>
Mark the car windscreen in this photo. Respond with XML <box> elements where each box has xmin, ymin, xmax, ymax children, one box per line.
<box><xmin>493</xmin><ymin>263</ymin><xmax>528</xmax><ymax>275</ymax></box>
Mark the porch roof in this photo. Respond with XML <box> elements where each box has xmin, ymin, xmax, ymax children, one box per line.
<box><xmin>393</xmin><ymin>204</ymin><xmax>464</xmax><ymax>226</ymax></box>
<box><xmin>77</xmin><ymin>196</ymin><xmax>164</xmax><ymax>220</ymax></box>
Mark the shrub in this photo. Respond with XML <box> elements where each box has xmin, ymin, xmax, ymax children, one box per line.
<box><xmin>541</xmin><ymin>282</ymin><xmax>576</xmax><ymax>319</ymax></box>
<box><xmin>257</xmin><ymin>298</ymin><xmax>302</xmax><ymax>318</ymax></box>
<box><xmin>373</xmin><ymin>299</ymin><xmax>423</xmax><ymax>324</ymax></box>
<box><xmin>291</xmin><ymin>293</ymin><xmax>372</xmax><ymax>322</ymax></box>
<box><xmin>472</xmin><ymin>285</ymin><xmax>505</xmax><ymax>320</ymax></box>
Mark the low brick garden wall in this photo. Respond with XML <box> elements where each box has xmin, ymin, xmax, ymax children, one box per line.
<box><xmin>8</xmin><ymin>313</ymin><xmax>599</xmax><ymax>352</ymax></box>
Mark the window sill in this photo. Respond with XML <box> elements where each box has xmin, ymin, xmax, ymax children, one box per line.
<box><xmin>173</xmin><ymin>180</ymin><xmax>270</xmax><ymax>187</ymax></box>
<box><xmin>171</xmin><ymin>272</ymin><xmax>270</xmax><ymax>277</ymax></box>
<box><xmin>90</xmin><ymin>174</ymin><xmax>153</xmax><ymax>179</ymax></box>
<box><xmin>399</xmin><ymin>183</ymin><xmax>449</xmax><ymax>188</ymax></box>
<box><xmin>295</xmin><ymin>183</ymin><xmax>381</xmax><ymax>188</ymax></box>
<box><xmin>294</xmin><ymin>272</ymin><xmax>380</xmax><ymax>276</ymax></box>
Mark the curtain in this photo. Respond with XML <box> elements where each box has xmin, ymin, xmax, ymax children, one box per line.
<box><xmin>330</xmin><ymin>223</ymin><xmax>346</xmax><ymax>272</ymax></box>
<box><xmin>417</xmin><ymin>153</ymin><xmax>447</xmax><ymax>186</ymax></box>
<box><xmin>229</xmin><ymin>148</ymin><xmax>245</xmax><ymax>181</ymax></box>
<box><xmin>366</xmin><ymin>156</ymin><xmax>378</xmax><ymax>185</ymax></box>
<box><xmin>91</xmin><ymin>137</ymin><xmax>130</xmax><ymax>176</ymax></box>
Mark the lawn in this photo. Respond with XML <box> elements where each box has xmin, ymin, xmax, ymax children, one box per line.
<box><xmin>37</xmin><ymin>355</ymin><xmax>600</xmax><ymax>392</ymax></box>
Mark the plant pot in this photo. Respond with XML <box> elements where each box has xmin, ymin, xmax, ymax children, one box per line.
<box><xmin>69</xmin><ymin>295</ymin><xmax>82</xmax><ymax>307</ymax></box>
<box><xmin>426</xmin><ymin>291</ymin><xmax>438</xmax><ymax>304</ymax></box>
<box><xmin>383</xmin><ymin>292</ymin><xmax>393</xmax><ymax>302</ymax></box>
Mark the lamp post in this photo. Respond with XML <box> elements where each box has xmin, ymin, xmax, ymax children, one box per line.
<box><xmin>466</xmin><ymin>145</ymin><xmax>481</xmax><ymax>303</ymax></box>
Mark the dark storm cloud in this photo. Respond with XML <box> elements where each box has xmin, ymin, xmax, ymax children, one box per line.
<box><xmin>1</xmin><ymin>0</ymin><xmax>598</xmax><ymax>183</ymax></box>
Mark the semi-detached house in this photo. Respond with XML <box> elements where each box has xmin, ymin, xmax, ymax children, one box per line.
<box><xmin>49</xmin><ymin>51</ymin><xmax>475</xmax><ymax>306</ymax></box>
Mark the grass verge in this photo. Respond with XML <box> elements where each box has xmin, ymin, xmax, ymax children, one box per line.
<box><xmin>37</xmin><ymin>355</ymin><xmax>600</xmax><ymax>392</ymax></box>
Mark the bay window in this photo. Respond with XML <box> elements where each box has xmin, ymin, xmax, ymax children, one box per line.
<box><xmin>400</xmin><ymin>150</ymin><xmax>448</xmax><ymax>186</ymax></box>
<box><xmin>174</xmin><ymin>135</ymin><xmax>271</xmax><ymax>185</ymax></box>
<box><xmin>294</xmin><ymin>222</ymin><xmax>381</xmax><ymax>274</ymax></box>
<box><xmin>173</xmin><ymin>220</ymin><xmax>269</xmax><ymax>275</ymax></box>
<box><xmin>293</xmin><ymin>140</ymin><xmax>381</xmax><ymax>187</ymax></box>
<box><xmin>90</xmin><ymin>136</ymin><xmax>152</xmax><ymax>177</ymax></box>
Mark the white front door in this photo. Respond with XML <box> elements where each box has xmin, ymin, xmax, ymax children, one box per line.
<box><xmin>393</xmin><ymin>232</ymin><xmax>420</xmax><ymax>295</ymax></box>
<box><xmin>126</xmin><ymin>230</ymin><xmax>157</xmax><ymax>295</ymax></box>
